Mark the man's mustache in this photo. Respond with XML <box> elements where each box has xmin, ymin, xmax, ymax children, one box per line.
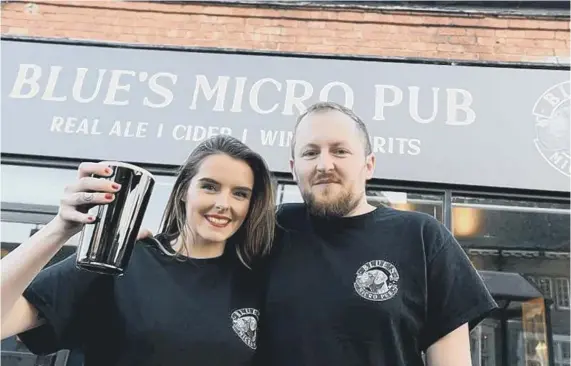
<box><xmin>311</xmin><ymin>174</ymin><xmax>341</xmax><ymax>185</ymax></box>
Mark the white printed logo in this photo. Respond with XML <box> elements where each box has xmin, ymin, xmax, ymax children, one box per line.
<box><xmin>354</xmin><ymin>260</ymin><xmax>399</xmax><ymax>302</ymax></box>
<box><xmin>231</xmin><ymin>308</ymin><xmax>259</xmax><ymax>350</ymax></box>
<box><xmin>532</xmin><ymin>81</ymin><xmax>570</xmax><ymax>177</ymax></box>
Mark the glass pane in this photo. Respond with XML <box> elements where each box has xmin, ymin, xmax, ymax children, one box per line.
<box><xmin>505</xmin><ymin>318</ymin><xmax>563</xmax><ymax>366</ymax></box>
<box><xmin>1</xmin><ymin>222</ymin><xmax>80</xmax><ymax>249</ymax></box>
<box><xmin>1</xmin><ymin>165</ymin><xmax>77</xmax><ymax>206</ymax></box>
<box><xmin>452</xmin><ymin>196</ymin><xmax>570</xmax><ymax>366</ymax></box>
<box><xmin>276</xmin><ymin>184</ymin><xmax>304</xmax><ymax>205</ymax></box>
<box><xmin>277</xmin><ymin>184</ymin><xmax>444</xmax><ymax>222</ymax></box>
<box><xmin>1</xmin><ymin>164</ymin><xmax>176</xmax><ymax>237</ymax></box>
<box><xmin>451</xmin><ymin>197</ymin><xmax>569</xmax><ymax>253</ymax></box>
<box><xmin>528</xmin><ymin>277</ymin><xmax>554</xmax><ymax>299</ymax></box>
<box><xmin>140</xmin><ymin>176</ymin><xmax>176</xmax><ymax>234</ymax></box>
<box><xmin>0</xmin><ymin>222</ymin><xmax>41</xmax><ymax>244</ymax></box>
<box><xmin>366</xmin><ymin>190</ymin><xmax>444</xmax><ymax>222</ymax></box>
<box><xmin>554</xmin><ymin>335</ymin><xmax>571</xmax><ymax>366</ymax></box>
<box><xmin>470</xmin><ymin>320</ymin><xmax>499</xmax><ymax>366</ymax></box>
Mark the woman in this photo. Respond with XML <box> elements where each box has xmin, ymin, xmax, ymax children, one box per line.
<box><xmin>0</xmin><ymin>135</ymin><xmax>276</xmax><ymax>366</ymax></box>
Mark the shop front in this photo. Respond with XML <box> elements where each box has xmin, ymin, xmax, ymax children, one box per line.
<box><xmin>1</xmin><ymin>36</ymin><xmax>569</xmax><ymax>366</ymax></box>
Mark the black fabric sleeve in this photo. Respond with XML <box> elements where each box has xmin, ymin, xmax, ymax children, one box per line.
<box><xmin>17</xmin><ymin>253</ymin><xmax>112</xmax><ymax>355</ymax></box>
<box><xmin>419</xmin><ymin>222</ymin><xmax>498</xmax><ymax>351</ymax></box>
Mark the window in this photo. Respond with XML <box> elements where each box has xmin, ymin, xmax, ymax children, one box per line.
<box><xmin>452</xmin><ymin>195</ymin><xmax>570</xmax><ymax>361</ymax></box>
<box><xmin>1</xmin><ymin>222</ymin><xmax>44</xmax><ymax>245</ymax></box>
<box><xmin>1</xmin><ymin>165</ymin><xmax>77</xmax><ymax>207</ymax></box>
<box><xmin>451</xmin><ymin>196</ymin><xmax>569</xmax><ymax>255</ymax></box>
<box><xmin>451</xmin><ymin>196</ymin><xmax>570</xmax><ymax>275</ymax></box>
<box><xmin>520</xmin><ymin>332</ymin><xmax>550</xmax><ymax>366</ymax></box>
<box><xmin>1</xmin><ymin>164</ymin><xmax>176</xmax><ymax>238</ymax></box>
<box><xmin>518</xmin><ymin>333</ymin><xmax>571</xmax><ymax>366</ymax></box>
<box><xmin>365</xmin><ymin>189</ymin><xmax>444</xmax><ymax>222</ymax></box>
<box><xmin>528</xmin><ymin>276</ymin><xmax>554</xmax><ymax>299</ymax></box>
<box><xmin>276</xmin><ymin>184</ymin><xmax>304</xmax><ymax>205</ymax></box>
<box><xmin>276</xmin><ymin>184</ymin><xmax>444</xmax><ymax>221</ymax></box>
<box><xmin>527</xmin><ymin>276</ymin><xmax>570</xmax><ymax>310</ymax></box>
<box><xmin>554</xmin><ymin>335</ymin><xmax>571</xmax><ymax>366</ymax></box>
<box><xmin>140</xmin><ymin>176</ymin><xmax>176</xmax><ymax>234</ymax></box>
<box><xmin>526</xmin><ymin>275</ymin><xmax>570</xmax><ymax>311</ymax></box>
<box><xmin>470</xmin><ymin>321</ymin><xmax>497</xmax><ymax>366</ymax></box>
<box><xmin>555</xmin><ymin>278</ymin><xmax>570</xmax><ymax>310</ymax></box>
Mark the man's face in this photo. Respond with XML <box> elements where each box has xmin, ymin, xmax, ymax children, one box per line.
<box><xmin>290</xmin><ymin>110</ymin><xmax>375</xmax><ymax>217</ymax></box>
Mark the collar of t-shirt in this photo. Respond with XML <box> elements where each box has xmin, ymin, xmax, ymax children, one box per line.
<box><xmin>308</xmin><ymin>206</ymin><xmax>384</xmax><ymax>232</ymax></box>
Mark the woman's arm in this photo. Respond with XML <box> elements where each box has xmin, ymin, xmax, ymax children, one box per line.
<box><xmin>1</xmin><ymin>219</ymin><xmax>75</xmax><ymax>339</ymax></box>
<box><xmin>1</xmin><ymin>162</ymin><xmax>117</xmax><ymax>340</ymax></box>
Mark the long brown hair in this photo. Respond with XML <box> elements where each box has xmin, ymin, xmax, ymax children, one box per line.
<box><xmin>158</xmin><ymin>135</ymin><xmax>276</xmax><ymax>268</ymax></box>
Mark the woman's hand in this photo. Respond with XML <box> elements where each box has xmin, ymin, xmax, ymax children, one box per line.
<box><xmin>52</xmin><ymin>162</ymin><xmax>121</xmax><ymax>236</ymax></box>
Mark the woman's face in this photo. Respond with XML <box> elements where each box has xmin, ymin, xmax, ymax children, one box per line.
<box><xmin>184</xmin><ymin>153</ymin><xmax>254</xmax><ymax>246</ymax></box>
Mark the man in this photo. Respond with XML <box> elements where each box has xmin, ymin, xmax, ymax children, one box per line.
<box><xmin>253</xmin><ymin>102</ymin><xmax>498</xmax><ymax>366</ymax></box>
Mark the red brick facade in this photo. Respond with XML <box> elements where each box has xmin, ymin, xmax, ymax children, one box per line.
<box><xmin>1</xmin><ymin>1</ymin><xmax>569</xmax><ymax>63</ymax></box>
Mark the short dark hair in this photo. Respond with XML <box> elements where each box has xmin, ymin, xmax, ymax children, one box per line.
<box><xmin>291</xmin><ymin>102</ymin><xmax>372</xmax><ymax>158</ymax></box>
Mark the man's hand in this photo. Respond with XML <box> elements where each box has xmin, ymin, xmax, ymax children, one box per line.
<box><xmin>137</xmin><ymin>228</ymin><xmax>154</xmax><ymax>240</ymax></box>
<box><xmin>425</xmin><ymin>323</ymin><xmax>472</xmax><ymax>366</ymax></box>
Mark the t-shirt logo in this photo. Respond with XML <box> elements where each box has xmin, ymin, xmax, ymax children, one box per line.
<box><xmin>354</xmin><ymin>260</ymin><xmax>399</xmax><ymax>302</ymax></box>
<box><xmin>231</xmin><ymin>308</ymin><xmax>259</xmax><ymax>350</ymax></box>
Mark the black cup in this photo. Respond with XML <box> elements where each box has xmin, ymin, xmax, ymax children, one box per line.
<box><xmin>75</xmin><ymin>161</ymin><xmax>155</xmax><ymax>276</ymax></box>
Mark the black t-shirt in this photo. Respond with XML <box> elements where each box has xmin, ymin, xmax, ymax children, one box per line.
<box><xmin>19</xmin><ymin>236</ymin><xmax>263</xmax><ymax>366</ymax></box>
<box><xmin>255</xmin><ymin>203</ymin><xmax>498</xmax><ymax>366</ymax></box>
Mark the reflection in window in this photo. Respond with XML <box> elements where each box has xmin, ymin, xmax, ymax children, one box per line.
<box><xmin>1</xmin><ymin>165</ymin><xmax>77</xmax><ymax>206</ymax></box>
<box><xmin>453</xmin><ymin>196</ymin><xmax>570</xmax><ymax>366</ymax></box>
<box><xmin>517</xmin><ymin>331</ymin><xmax>571</xmax><ymax>366</ymax></box>
<box><xmin>141</xmin><ymin>176</ymin><xmax>176</xmax><ymax>234</ymax></box>
<box><xmin>452</xmin><ymin>197</ymin><xmax>570</xmax><ymax>275</ymax></box>
<box><xmin>1</xmin><ymin>221</ymin><xmax>80</xmax><ymax>248</ymax></box>
<box><xmin>555</xmin><ymin>278</ymin><xmax>570</xmax><ymax>310</ymax></box>
<box><xmin>555</xmin><ymin>335</ymin><xmax>571</xmax><ymax>366</ymax></box>
<box><xmin>0</xmin><ymin>164</ymin><xmax>177</xmax><ymax>238</ymax></box>
<box><xmin>527</xmin><ymin>276</ymin><xmax>571</xmax><ymax>311</ymax></box>
<box><xmin>276</xmin><ymin>184</ymin><xmax>444</xmax><ymax>222</ymax></box>
<box><xmin>470</xmin><ymin>321</ymin><xmax>496</xmax><ymax>366</ymax></box>
<box><xmin>1</xmin><ymin>222</ymin><xmax>42</xmax><ymax>245</ymax></box>
<box><xmin>451</xmin><ymin>196</ymin><xmax>569</xmax><ymax>253</ymax></box>
<box><xmin>366</xmin><ymin>190</ymin><xmax>443</xmax><ymax>222</ymax></box>
<box><xmin>276</xmin><ymin>184</ymin><xmax>304</xmax><ymax>205</ymax></box>
<box><xmin>528</xmin><ymin>276</ymin><xmax>554</xmax><ymax>299</ymax></box>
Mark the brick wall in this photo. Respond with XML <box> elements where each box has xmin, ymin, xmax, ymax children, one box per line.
<box><xmin>1</xmin><ymin>0</ymin><xmax>569</xmax><ymax>64</ymax></box>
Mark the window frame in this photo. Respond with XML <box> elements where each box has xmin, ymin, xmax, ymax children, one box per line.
<box><xmin>2</xmin><ymin>162</ymin><xmax>568</xmax><ymax>366</ymax></box>
<box><xmin>554</xmin><ymin>278</ymin><xmax>571</xmax><ymax>311</ymax></box>
<box><xmin>553</xmin><ymin>334</ymin><xmax>571</xmax><ymax>366</ymax></box>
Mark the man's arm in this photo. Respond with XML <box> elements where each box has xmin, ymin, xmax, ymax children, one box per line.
<box><xmin>425</xmin><ymin>323</ymin><xmax>471</xmax><ymax>366</ymax></box>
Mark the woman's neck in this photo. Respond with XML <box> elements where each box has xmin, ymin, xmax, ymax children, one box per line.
<box><xmin>172</xmin><ymin>235</ymin><xmax>225</xmax><ymax>259</ymax></box>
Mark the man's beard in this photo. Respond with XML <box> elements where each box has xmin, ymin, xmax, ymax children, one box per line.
<box><xmin>301</xmin><ymin>186</ymin><xmax>359</xmax><ymax>218</ymax></box>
